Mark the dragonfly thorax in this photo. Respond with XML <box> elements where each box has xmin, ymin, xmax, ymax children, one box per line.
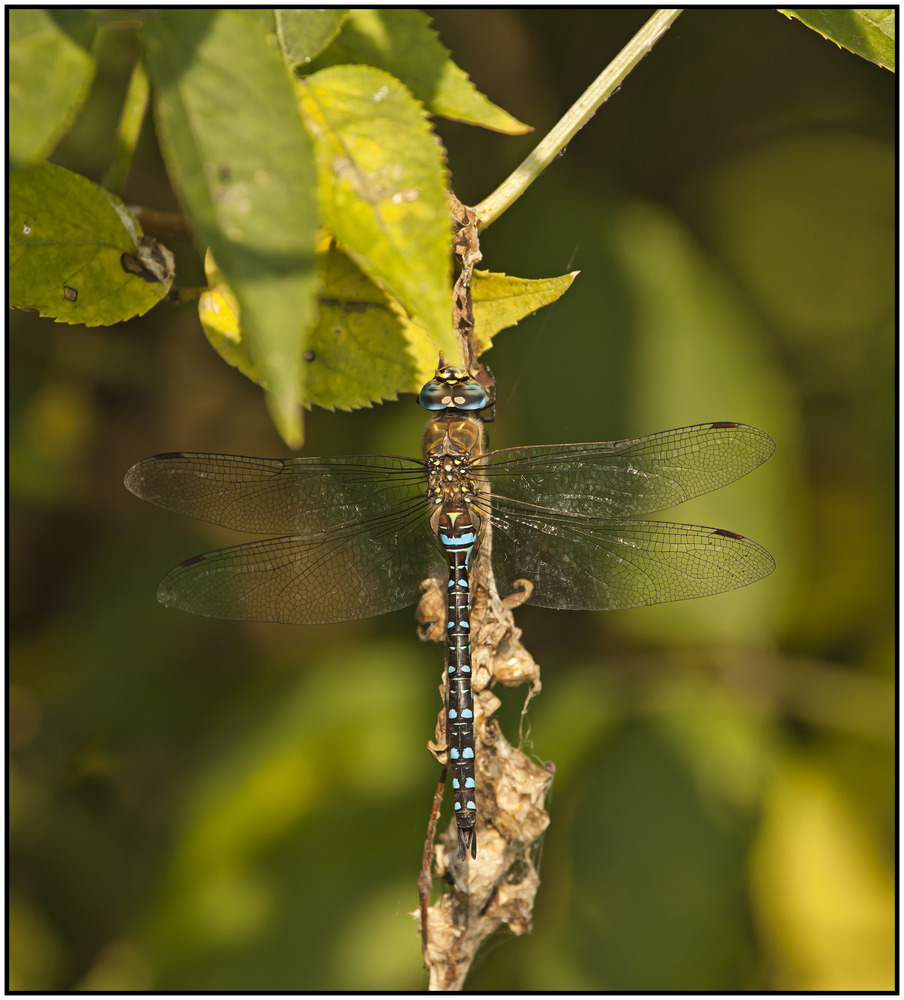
<box><xmin>425</xmin><ymin>454</ymin><xmax>478</xmax><ymax>507</ymax></box>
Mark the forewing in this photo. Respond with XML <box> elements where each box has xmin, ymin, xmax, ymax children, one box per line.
<box><xmin>482</xmin><ymin>423</ymin><xmax>774</xmax><ymax>517</ymax></box>
<box><xmin>125</xmin><ymin>452</ymin><xmax>426</xmax><ymax>533</ymax></box>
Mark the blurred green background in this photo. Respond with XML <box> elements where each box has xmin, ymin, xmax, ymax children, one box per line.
<box><xmin>10</xmin><ymin>9</ymin><xmax>894</xmax><ymax>991</ymax></box>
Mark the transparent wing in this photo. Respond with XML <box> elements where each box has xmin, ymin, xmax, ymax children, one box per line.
<box><xmin>483</xmin><ymin>496</ymin><xmax>774</xmax><ymax>611</ymax></box>
<box><xmin>481</xmin><ymin>423</ymin><xmax>775</xmax><ymax>518</ymax></box>
<box><xmin>124</xmin><ymin>452</ymin><xmax>427</xmax><ymax>533</ymax></box>
<box><xmin>157</xmin><ymin>495</ymin><xmax>442</xmax><ymax>624</ymax></box>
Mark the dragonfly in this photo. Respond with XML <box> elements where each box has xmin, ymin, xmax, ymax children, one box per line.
<box><xmin>125</xmin><ymin>361</ymin><xmax>775</xmax><ymax>860</ymax></box>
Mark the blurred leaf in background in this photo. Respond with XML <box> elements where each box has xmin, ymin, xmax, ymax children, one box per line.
<box><xmin>9</xmin><ymin>9</ymin><xmax>99</xmax><ymax>171</ymax></box>
<box><xmin>9</xmin><ymin>8</ymin><xmax>894</xmax><ymax>992</ymax></box>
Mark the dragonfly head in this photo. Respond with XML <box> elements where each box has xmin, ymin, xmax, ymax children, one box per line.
<box><xmin>418</xmin><ymin>363</ymin><xmax>489</xmax><ymax>412</ymax></box>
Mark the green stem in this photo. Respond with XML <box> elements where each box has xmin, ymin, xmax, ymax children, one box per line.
<box><xmin>104</xmin><ymin>56</ymin><xmax>150</xmax><ymax>195</ymax></box>
<box><xmin>473</xmin><ymin>9</ymin><xmax>684</xmax><ymax>230</ymax></box>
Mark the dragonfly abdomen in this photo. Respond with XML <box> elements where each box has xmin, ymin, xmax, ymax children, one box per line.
<box><xmin>438</xmin><ymin>507</ymin><xmax>478</xmax><ymax>860</ymax></box>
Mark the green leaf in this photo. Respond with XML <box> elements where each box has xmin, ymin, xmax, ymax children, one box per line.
<box><xmin>779</xmin><ymin>9</ymin><xmax>895</xmax><ymax>71</ymax></box>
<box><xmin>200</xmin><ymin>237</ymin><xmax>438</xmax><ymax>410</ymax></box>
<box><xmin>143</xmin><ymin>10</ymin><xmax>319</xmax><ymax>448</ymax></box>
<box><xmin>240</xmin><ymin>9</ymin><xmax>350</xmax><ymax>67</ymax></box>
<box><xmin>9</xmin><ymin>161</ymin><xmax>174</xmax><ymax>325</ymax></box>
<box><xmin>308</xmin><ymin>8</ymin><xmax>530</xmax><ymax>135</ymax></box>
<box><xmin>471</xmin><ymin>269</ymin><xmax>579</xmax><ymax>355</ymax></box>
<box><xmin>297</xmin><ymin>65</ymin><xmax>457</xmax><ymax>362</ymax></box>
<box><xmin>9</xmin><ymin>9</ymin><xmax>99</xmax><ymax>172</ymax></box>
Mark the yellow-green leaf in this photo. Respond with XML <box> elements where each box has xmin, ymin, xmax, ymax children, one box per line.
<box><xmin>297</xmin><ymin>65</ymin><xmax>456</xmax><ymax>362</ymax></box>
<box><xmin>9</xmin><ymin>161</ymin><xmax>173</xmax><ymax>325</ymax></box>
<box><xmin>779</xmin><ymin>9</ymin><xmax>895</xmax><ymax>72</ymax></box>
<box><xmin>471</xmin><ymin>269</ymin><xmax>579</xmax><ymax>355</ymax></box>
<box><xmin>308</xmin><ymin>9</ymin><xmax>530</xmax><ymax>135</ymax></box>
<box><xmin>143</xmin><ymin>10</ymin><xmax>318</xmax><ymax>448</ymax></box>
<box><xmin>9</xmin><ymin>9</ymin><xmax>98</xmax><ymax>172</ymax></box>
<box><xmin>200</xmin><ymin>239</ymin><xmax>438</xmax><ymax>411</ymax></box>
<box><xmin>241</xmin><ymin>9</ymin><xmax>349</xmax><ymax>67</ymax></box>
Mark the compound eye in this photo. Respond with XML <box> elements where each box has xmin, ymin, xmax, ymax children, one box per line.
<box><xmin>453</xmin><ymin>381</ymin><xmax>489</xmax><ymax>411</ymax></box>
<box><xmin>417</xmin><ymin>380</ymin><xmax>452</xmax><ymax>410</ymax></box>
